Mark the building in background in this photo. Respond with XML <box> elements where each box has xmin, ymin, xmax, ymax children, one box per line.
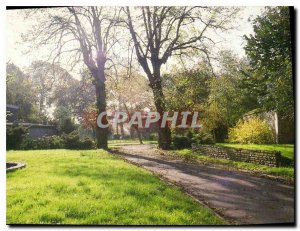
<box><xmin>6</xmin><ymin>104</ymin><xmax>57</xmax><ymax>139</ymax></box>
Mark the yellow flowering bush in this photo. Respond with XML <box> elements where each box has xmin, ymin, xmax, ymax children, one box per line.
<box><xmin>228</xmin><ymin>117</ymin><xmax>275</xmax><ymax>144</ymax></box>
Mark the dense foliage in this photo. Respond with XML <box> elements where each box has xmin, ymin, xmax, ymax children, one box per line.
<box><xmin>164</xmin><ymin>52</ymin><xmax>258</xmax><ymax>142</ymax></box>
<box><xmin>163</xmin><ymin>64</ymin><xmax>211</xmax><ymax>112</ymax></box>
<box><xmin>244</xmin><ymin>6</ymin><xmax>294</xmax><ymax>119</ymax></box>
<box><xmin>21</xmin><ymin>135</ymin><xmax>64</xmax><ymax>150</ymax></box>
<box><xmin>228</xmin><ymin>117</ymin><xmax>275</xmax><ymax>144</ymax></box>
<box><xmin>203</xmin><ymin>52</ymin><xmax>258</xmax><ymax>141</ymax></box>
<box><xmin>62</xmin><ymin>131</ymin><xmax>96</xmax><ymax>150</ymax></box>
<box><xmin>6</xmin><ymin>125</ymin><xmax>28</xmax><ymax>150</ymax></box>
<box><xmin>53</xmin><ymin>106</ymin><xmax>76</xmax><ymax>134</ymax></box>
<box><xmin>173</xmin><ymin>130</ymin><xmax>215</xmax><ymax>149</ymax></box>
<box><xmin>6</xmin><ymin>63</ymin><xmax>43</xmax><ymax>123</ymax></box>
<box><xmin>7</xmin><ymin>127</ymin><xmax>96</xmax><ymax>150</ymax></box>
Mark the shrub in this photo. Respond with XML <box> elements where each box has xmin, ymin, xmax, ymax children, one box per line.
<box><xmin>192</xmin><ymin>131</ymin><xmax>215</xmax><ymax>145</ymax></box>
<box><xmin>173</xmin><ymin>130</ymin><xmax>215</xmax><ymax>149</ymax></box>
<box><xmin>148</xmin><ymin>133</ymin><xmax>158</xmax><ymax>141</ymax></box>
<box><xmin>19</xmin><ymin>132</ymin><xmax>96</xmax><ymax>150</ymax></box>
<box><xmin>228</xmin><ymin>117</ymin><xmax>275</xmax><ymax>144</ymax></box>
<box><xmin>6</xmin><ymin>125</ymin><xmax>28</xmax><ymax>150</ymax></box>
<box><xmin>62</xmin><ymin>131</ymin><xmax>80</xmax><ymax>149</ymax></box>
<box><xmin>173</xmin><ymin>136</ymin><xmax>192</xmax><ymax>149</ymax></box>
<box><xmin>20</xmin><ymin>135</ymin><xmax>64</xmax><ymax>150</ymax></box>
<box><xmin>53</xmin><ymin>106</ymin><xmax>76</xmax><ymax>134</ymax></box>
<box><xmin>47</xmin><ymin>136</ymin><xmax>64</xmax><ymax>149</ymax></box>
<box><xmin>113</xmin><ymin>134</ymin><xmax>121</xmax><ymax>139</ymax></box>
<box><xmin>79</xmin><ymin>137</ymin><xmax>97</xmax><ymax>150</ymax></box>
<box><xmin>62</xmin><ymin>131</ymin><xmax>96</xmax><ymax>150</ymax></box>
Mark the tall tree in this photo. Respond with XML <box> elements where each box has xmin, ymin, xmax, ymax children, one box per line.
<box><xmin>125</xmin><ymin>6</ymin><xmax>239</xmax><ymax>149</ymax></box>
<box><xmin>53</xmin><ymin>106</ymin><xmax>76</xmax><ymax>134</ymax></box>
<box><xmin>244</xmin><ymin>6</ymin><xmax>294</xmax><ymax>119</ymax></box>
<box><xmin>163</xmin><ymin>63</ymin><xmax>211</xmax><ymax>113</ymax></box>
<box><xmin>24</xmin><ymin>7</ymin><xmax>121</xmax><ymax>149</ymax></box>
<box><xmin>49</xmin><ymin>69</ymin><xmax>96</xmax><ymax>121</ymax></box>
<box><xmin>204</xmin><ymin>51</ymin><xmax>259</xmax><ymax>141</ymax></box>
<box><xmin>27</xmin><ymin>61</ymin><xmax>59</xmax><ymax>115</ymax></box>
<box><xmin>6</xmin><ymin>63</ymin><xmax>42</xmax><ymax>123</ymax></box>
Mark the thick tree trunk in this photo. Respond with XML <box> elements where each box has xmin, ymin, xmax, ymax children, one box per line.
<box><xmin>92</xmin><ymin>67</ymin><xmax>108</xmax><ymax>149</ymax></box>
<box><xmin>149</xmin><ymin>71</ymin><xmax>171</xmax><ymax>150</ymax></box>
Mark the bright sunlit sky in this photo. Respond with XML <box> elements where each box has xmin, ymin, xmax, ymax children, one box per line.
<box><xmin>6</xmin><ymin>6</ymin><xmax>265</xmax><ymax>78</ymax></box>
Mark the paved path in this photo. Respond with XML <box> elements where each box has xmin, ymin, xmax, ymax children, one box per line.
<box><xmin>115</xmin><ymin>144</ymin><xmax>294</xmax><ymax>225</ymax></box>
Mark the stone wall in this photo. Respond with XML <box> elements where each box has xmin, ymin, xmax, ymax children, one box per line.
<box><xmin>191</xmin><ymin>144</ymin><xmax>282</xmax><ymax>167</ymax></box>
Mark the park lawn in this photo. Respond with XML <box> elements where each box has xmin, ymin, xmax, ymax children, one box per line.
<box><xmin>169</xmin><ymin>148</ymin><xmax>294</xmax><ymax>179</ymax></box>
<box><xmin>6</xmin><ymin>149</ymin><xmax>224</xmax><ymax>225</ymax></box>
<box><xmin>216</xmin><ymin>143</ymin><xmax>294</xmax><ymax>160</ymax></box>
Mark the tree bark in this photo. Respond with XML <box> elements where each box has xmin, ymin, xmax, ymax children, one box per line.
<box><xmin>92</xmin><ymin>67</ymin><xmax>108</xmax><ymax>149</ymax></box>
<box><xmin>149</xmin><ymin>70</ymin><xmax>171</xmax><ymax>149</ymax></box>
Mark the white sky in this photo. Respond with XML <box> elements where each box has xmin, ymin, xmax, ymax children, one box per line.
<box><xmin>6</xmin><ymin>6</ymin><xmax>265</xmax><ymax>76</ymax></box>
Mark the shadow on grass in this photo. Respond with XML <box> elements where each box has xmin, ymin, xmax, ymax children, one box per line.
<box><xmin>280</xmin><ymin>156</ymin><xmax>294</xmax><ymax>167</ymax></box>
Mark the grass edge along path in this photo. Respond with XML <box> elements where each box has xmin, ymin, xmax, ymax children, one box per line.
<box><xmin>108</xmin><ymin>140</ymin><xmax>294</xmax><ymax>180</ymax></box>
<box><xmin>164</xmin><ymin>147</ymin><xmax>294</xmax><ymax>182</ymax></box>
<box><xmin>7</xmin><ymin>149</ymin><xmax>225</xmax><ymax>225</ymax></box>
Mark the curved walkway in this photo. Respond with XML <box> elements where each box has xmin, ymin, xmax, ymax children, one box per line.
<box><xmin>114</xmin><ymin>144</ymin><xmax>294</xmax><ymax>225</ymax></box>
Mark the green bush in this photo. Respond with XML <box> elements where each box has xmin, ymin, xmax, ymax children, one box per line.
<box><xmin>228</xmin><ymin>117</ymin><xmax>275</xmax><ymax>144</ymax></box>
<box><xmin>20</xmin><ymin>135</ymin><xmax>64</xmax><ymax>150</ymax></box>
<box><xmin>62</xmin><ymin>131</ymin><xmax>96</xmax><ymax>150</ymax></box>
<box><xmin>113</xmin><ymin>134</ymin><xmax>121</xmax><ymax>139</ymax></box>
<box><xmin>173</xmin><ymin>135</ymin><xmax>192</xmax><ymax>149</ymax></box>
<box><xmin>80</xmin><ymin>137</ymin><xmax>97</xmax><ymax>150</ymax></box>
<box><xmin>48</xmin><ymin>136</ymin><xmax>65</xmax><ymax>149</ymax></box>
<box><xmin>192</xmin><ymin>131</ymin><xmax>215</xmax><ymax>145</ymax></box>
<box><xmin>148</xmin><ymin>133</ymin><xmax>158</xmax><ymax>141</ymax></box>
<box><xmin>6</xmin><ymin>125</ymin><xmax>28</xmax><ymax>150</ymax></box>
<box><xmin>173</xmin><ymin>130</ymin><xmax>215</xmax><ymax>149</ymax></box>
<box><xmin>19</xmin><ymin>132</ymin><xmax>96</xmax><ymax>150</ymax></box>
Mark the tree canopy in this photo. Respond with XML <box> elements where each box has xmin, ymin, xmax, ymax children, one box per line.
<box><xmin>244</xmin><ymin>6</ymin><xmax>294</xmax><ymax>119</ymax></box>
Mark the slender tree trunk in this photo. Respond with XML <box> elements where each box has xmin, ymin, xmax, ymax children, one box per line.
<box><xmin>92</xmin><ymin>128</ymin><xmax>96</xmax><ymax>141</ymax></box>
<box><xmin>122</xmin><ymin>102</ymin><xmax>143</xmax><ymax>144</ymax></box>
<box><xmin>120</xmin><ymin>122</ymin><xmax>125</xmax><ymax>138</ymax></box>
<box><xmin>92</xmin><ymin>67</ymin><xmax>108</xmax><ymax>149</ymax></box>
<box><xmin>116</xmin><ymin>122</ymin><xmax>119</xmax><ymax>136</ymax></box>
<box><xmin>149</xmin><ymin>69</ymin><xmax>171</xmax><ymax>150</ymax></box>
<box><xmin>133</xmin><ymin>125</ymin><xmax>143</xmax><ymax>144</ymax></box>
<box><xmin>39</xmin><ymin>89</ymin><xmax>45</xmax><ymax>116</ymax></box>
<box><xmin>130</xmin><ymin>128</ymin><xmax>134</xmax><ymax>139</ymax></box>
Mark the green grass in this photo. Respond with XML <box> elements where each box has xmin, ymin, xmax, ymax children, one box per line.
<box><xmin>7</xmin><ymin>149</ymin><xmax>224</xmax><ymax>225</ymax></box>
<box><xmin>170</xmin><ymin>148</ymin><xmax>294</xmax><ymax>179</ymax></box>
<box><xmin>216</xmin><ymin>143</ymin><xmax>294</xmax><ymax>160</ymax></box>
